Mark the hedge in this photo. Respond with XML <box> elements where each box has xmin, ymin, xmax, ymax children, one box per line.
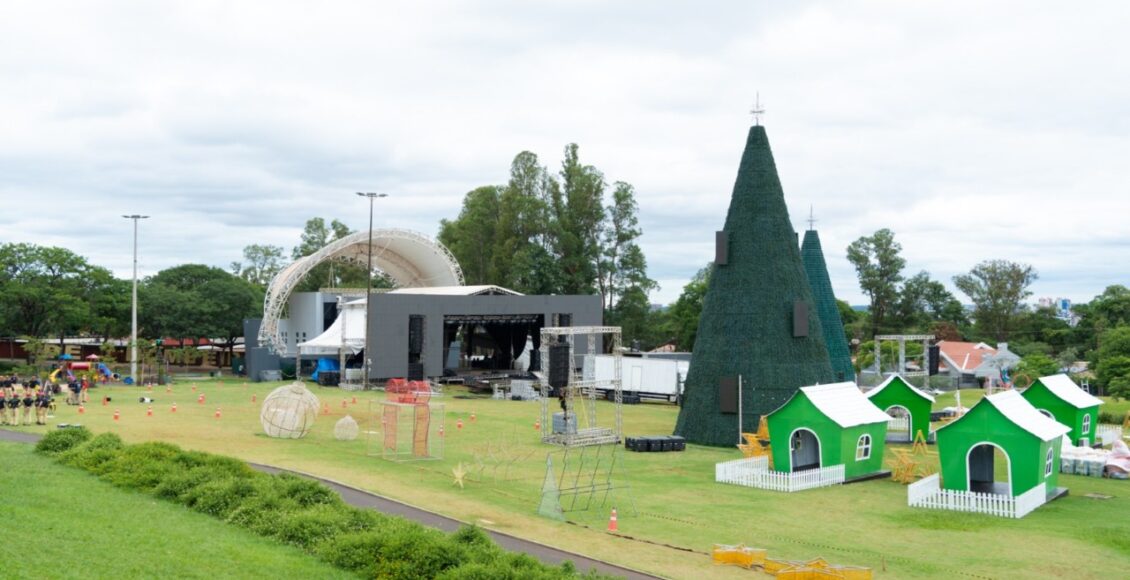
<box><xmin>33</xmin><ymin>429</ymin><xmax>606</xmax><ymax>579</ymax></box>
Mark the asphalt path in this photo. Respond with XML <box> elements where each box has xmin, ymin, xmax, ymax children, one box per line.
<box><xmin>1</xmin><ymin>428</ymin><xmax>658</xmax><ymax>580</ymax></box>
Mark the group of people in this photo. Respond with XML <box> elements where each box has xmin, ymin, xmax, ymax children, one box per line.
<box><xmin>1</xmin><ymin>374</ymin><xmax>55</xmax><ymax>426</ymax></box>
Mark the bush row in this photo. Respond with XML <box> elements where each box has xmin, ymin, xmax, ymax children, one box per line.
<box><xmin>36</xmin><ymin>429</ymin><xmax>604</xmax><ymax>580</ymax></box>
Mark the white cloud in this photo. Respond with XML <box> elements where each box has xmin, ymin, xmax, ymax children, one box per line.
<box><xmin>1</xmin><ymin>0</ymin><xmax>1126</xmax><ymax>308</ymax></box>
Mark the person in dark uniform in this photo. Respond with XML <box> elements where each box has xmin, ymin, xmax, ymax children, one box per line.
<box><xmin>21</xmin><ymin>390</ymin><xmax>35</xmax><ymax>425</ymax></box>
<box><xmin>35</xmin><ymin>391</ymin><xmax>50</xmax><ymax>425</ymax></box>
<box><xmin>7</xmin><ymin>391</ymin><xmax>22</xmax><ymax>425</ymax></box>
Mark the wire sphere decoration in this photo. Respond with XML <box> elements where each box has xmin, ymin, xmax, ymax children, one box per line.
<box><xmin>334</xmin><ymin>415</ymin><xmax>360</xmax><ymax>441</ymax></box>
<box><xmin>260</xmin><ymin>381</ymin><xmax>320</xmax><ymax>439</ymax></box>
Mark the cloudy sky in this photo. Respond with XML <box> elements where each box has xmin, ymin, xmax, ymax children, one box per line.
<box><xmin>2</xmin><ymin>1</ymin><xmax>1127</xmax><ymax>305</ymax></box>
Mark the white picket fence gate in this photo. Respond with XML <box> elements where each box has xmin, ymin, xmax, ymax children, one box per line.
<box><xmin>907</xmin><ymin>474</ymin><xmax>1047</xmax><ymax>518</ymax></box>
<box><xmin>1096</xmin><ymin>424</ymin><xmax>1123</xmax><ymax>445</ymax></box>
<box><xmin>887</xmin><ymin>416</ymin><xmax>909</xmax><ymax>432</ymax></box>
<box><xmin>715</xmin><ymin>456</ymin><xmax>845</xmax><ymax>493</ymax></box>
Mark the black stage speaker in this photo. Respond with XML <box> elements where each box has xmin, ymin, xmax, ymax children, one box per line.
<box><xmin>719</xmin><ymin>376</ymin><xmax>738</xmax><ymax>414</ymax></box>
<box><xmin>548</xmin><ymin>344</ymin><xmax>571</xmax><ymax>389</ymax></box>
<box><xmin>793</xmin><ymin>300</ymin><xmax>809</xmax><ymax>338</ymax></box>
<box><xmin>408</xmin><ymin>316</ymin><xmax>424</xmax><ymax>354</ymax></box>
<box><xmin>407</xmin><ymin>362</ymin><xmax>424</xmax><ymax>381</ymax></box>
<box><xmin>928</xmin><ymin>345</ymin><xmax>941</xmax><ymax>376</ymax></box>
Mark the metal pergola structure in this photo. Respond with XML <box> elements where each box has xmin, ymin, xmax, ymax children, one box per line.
<box><xmin>874</xmin><ymin>334</ymin><xmax>935</xmax><ymax>378</ymax></box>
<box><xmin>538</xmin><ymin>326</ymin><xmax>622</xmax><ymax>447</ymax></box>
<box><xmin>258</xmin><ymin>228</ymin><xmax>464</xmax><ymax>356</ymax></box>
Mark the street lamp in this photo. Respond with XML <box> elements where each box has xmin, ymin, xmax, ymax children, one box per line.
<box><xmin>122</xmin><ymin>214</ymin><xmax>150</xmax><ymax>382</ymax></box>
<box><xmin>356</xmin><ymin>192</ymin><xmax>388</xmax><ymax>388</ymax></box>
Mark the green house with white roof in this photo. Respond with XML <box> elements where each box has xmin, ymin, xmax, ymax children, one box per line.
<box><xmin>936</xmin><ymin>390</ymin><xmax>1069</xmax><ymax>498</ymax></box>
<box><xmin>1021</xmin><ymin>374</ymin><xmax>1102</xmax><ymax>446</ymax></box>
<box><xmin>866</xmin><ymin>374</ymin><xmax>935</xmax><ymax>442</ymax></box>
<box><xmin>767</xmin><ymin>382</ymin><xmax>891</xmax><ymax>480</ymax></box>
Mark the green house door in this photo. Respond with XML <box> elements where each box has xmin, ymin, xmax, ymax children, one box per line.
<box><xmin>790</xmin><ymin>429</ymin><xmax>820</xmax><ymax>471</ymax></box>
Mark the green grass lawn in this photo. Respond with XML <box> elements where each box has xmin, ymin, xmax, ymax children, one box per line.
<box><xmin>0</xmin><ymin>440</ymin><xmax>354</xmax><ymax>580</ymax></box>
<box><xmin>13</xmin><ymin>378</ymin><xmax>1130</xmax><ymax>579</ymax></box>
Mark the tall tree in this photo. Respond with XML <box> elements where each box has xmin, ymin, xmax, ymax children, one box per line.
<box><xmin>953</xmin><ymin>259</ymin><xmax>1037</xmax><ymax>341</ymax></box>
<box><xmin>291</xmin><ymin>218</ymin><xmax>365</xmax><ymax>291</ymax></box>
<box><xmin>598</xmin><ymin>182</ymin><xmax>651</xmax><ymax>311</ymax></box>
<box><xmin>846</xmin><ymin>229</ymin><xmax>906</xmax><ymax>337</ymax></box>
<box><xmin>230</xmin><ymin>244</ymin><xmax>285</xmax><ymax>287</ymax></box>
<box><xmin>142</xmin><ymin>264</ymin><xmax>262</xmax><ymax>361</ymax></box>
<box><xmin>494</xmin><ymin>151</ymin><xmax>561</xmax><ymax>292</ymax></box>
<box><xmin>892</xmin><ymin>270</ymin><xmax>968</xmax><ymax>330</ymax></box>
<box><xmin>0</xmin><ymin>243</ymin><xmax>122</xmax><ymax>339</ymax></box>
<box><xmin>438</xmin><ymin>186</ymin><xmax>502</xmax><ymax>285</ymax></box>
<box><xmin>554</xmin><ymin>144</ymin><xmax>606</xmax><ymax>295</ymax></box>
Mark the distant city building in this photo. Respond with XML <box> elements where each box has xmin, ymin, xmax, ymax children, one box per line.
<box><xmin>1036</xmin><ymin>297</ymin><xmax>1078</xmax><ymax>327</ymax></box>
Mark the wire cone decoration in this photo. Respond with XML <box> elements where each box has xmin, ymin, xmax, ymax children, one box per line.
<box><xmin>334</xmin><ymin>415</ymin><xmax>360</xmax><ymax>441</ymax></box>
<box><xmin>260</xmin><ymin>381</ymin><xmax>320</xmax><ymax>439</ymax></box>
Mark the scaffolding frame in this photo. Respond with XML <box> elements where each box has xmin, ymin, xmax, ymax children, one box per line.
<box><xmin>538</xmin><ymin>326</ymin><xmax>622</xmax><ymax>447</ymax></box>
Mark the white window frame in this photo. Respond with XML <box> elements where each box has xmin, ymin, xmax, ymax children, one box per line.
<box><xmin>1045</xmin><ymin>448</ymin><xmax>1054</xmax><ymax>477</ymax></box>
<box><xmin>856</xmin><ymin>434</ymin><xmax>872</xmax><ymax>461</ymax></box>
<box><xmin>1082</xmin><ymin>414</ymin><xmax>1091</xmax><ymax>436</ymax></box>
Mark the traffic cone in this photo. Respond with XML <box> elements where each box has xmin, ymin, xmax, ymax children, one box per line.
<box><xmin>351</xmin><ymin>396</ymin><xmax>357</xmax><ymax>405</ymax></box>
<box><xmin>78</xmin><ymin>405</ymin><xmax>85</xmax><ymax>414</ymax></box>
<box><xmin>457</xmin><ymin>419</ymin><xmax>463</xmax><ymax>430</ymax></box>
<box><xmin>102</xmin><ymin>397</ymin><xmax>108</xmax><ymax>406</ymax></box>
<box><xmin>608</xmin><ymin>508</ymin><xmax>618</xmax><ymax>532</ymax></box>
<box><xmin>322</xmin><ymin>404</ymin><xmax>329</xmax><ymax>415</ymax></box>
<box><xmin>535</xmin><ymin>420</ymin><xmax>541</xmax><ymax>431</ymax></box>
<box><xmin>147</xmin><ymin>384</ymin><xmax>153</xmax><ymax>391</ymax></box>
<box><xmin>113</xmin><ymin>409</ymin><xmax>120</xmax><ymax>421</ymax></box>
<box><xmin>439</xmin><ymin>425</ymin><xmax>445</xmax><ymax>437</ymax></box>
<box><xmin>165</xmin><ymin>386</ymin><xmax>171</xmax><ymax>394</ymax></box>
<box><xmin>214</xmin><ymin>408</ymin><xmax>221</xmax><ymax>419</ymax></box>
<box><xmin>197</xmin><ymin>394</ymin><xmax>205</xmax><ymax>404</ymax></box>
<box><xmin>341</xmin><ymin>399</ymin><xmax>347</xmax><ymax>408</ymax></box>
<box><xmin>171</xmin><ymin>403</ymin><xmax>177</xmax><ymax>413</ymax></box>
<box><xmin>146</xmin><ymin>406</ymin><xmax>153</xmax><ymax>417</ymax></box>
<box><xmin>251</xmin><ymin>394</ymin><xmax>256</xmax><ymax>403</ymax></box>
<box><xmin>470</xmin><ymin>413</ymin><xmax>476</xmax><ymax>422</ymax></box>
<box><xmin>192</xmin><ymin>384</ymin><xmax>197</xmax><ymax>391</ymax></box>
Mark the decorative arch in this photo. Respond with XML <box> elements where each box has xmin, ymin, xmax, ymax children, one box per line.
<box><xmin>258</xmin><ymin>228</ymin><xmax>464</xmax><ymax>354</ymax></box>
<box><xmin>965</xmin><ymin>441</ymin><xmax>1012</xmax><ymax>496</ymax></box>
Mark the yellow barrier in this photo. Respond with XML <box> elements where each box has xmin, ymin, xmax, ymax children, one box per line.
<box><xmin>712</xmin><ymin>544</ymin><xmax>768</xmax><ymax>569</ymax></box>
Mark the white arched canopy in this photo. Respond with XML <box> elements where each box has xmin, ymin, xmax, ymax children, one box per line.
<box><xmin>258</xmin><ymin>228</ymin><xmax>464</xmax><ymax>354</ymax></box>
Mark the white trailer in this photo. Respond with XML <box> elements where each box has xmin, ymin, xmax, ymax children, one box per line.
<box><xmin>584</xmin><ymin>354</ymin><xmax>687</xmax><ymax>403</ymax></box>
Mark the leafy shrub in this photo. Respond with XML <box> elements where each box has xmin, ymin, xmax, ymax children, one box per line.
<box><xmin>316</xmin><ymin>530</ymin><xmax>392</xmax><ymax>577</ymax></box>
<box><xmin>35</xmin><ymin>426</ymin><xmax>92</xmax><ymax>455</ymax></box>
<box><xmin>58</xmin><ymin>432</ymin><xmax>125</xmax><ymax>473</ymax></box>
<box><xmin>275</xmin><ymin>473</ymin><xmax>342</xmax><ymax>508</ymax></box>
<box><xmin>184</xmin><ymin>476</ymin><xmax>261</xmax><ymax>518</ymax></box>
<box><xmin>372</xmin><ymin>525</ymin><xmax>467</xmax><ymax>580</ymax></box>
<box><xmin>273</xmin><ymin>503</ymin><xmax>358</xmax><ymax>550</ymax></box>
<box><xmin>1099</xmin><ymin>410</ymin><xmax>1124</xmax><ymax>425</ymax></box>
<box><xmin>153</xmin><ymin>466</ymin><xmax>221</xmax><ymax>503</ymax></box>
<box><xmin>450</xmin><ymin>525</ymin><xmax>502</xmax><ymax>564</ymax></box>
<box><xmin>100</xmin><ymin>442</ymin><xmax>185</xmax><ymax>490</ymax></box>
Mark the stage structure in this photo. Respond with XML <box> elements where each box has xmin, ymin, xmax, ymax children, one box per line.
<box><xmin>538</xmin><ymin>326</ymin><xmax>622</xmax><ymax>447</ymax></box>
<box><xmin>367</xmin><ymin>380</ymin><xmax>445</xmax><ymax>461</ymax></box>
<box><xmin>259</xmin><ymin>228</ymin><xmax>464</xmax><ymax>356</ymax></box>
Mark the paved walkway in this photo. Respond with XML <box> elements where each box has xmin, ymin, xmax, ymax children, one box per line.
<box><xmin>0</xmin><ymin>429</ymin><xmax>657</xmax><ymax>580</ymax></box>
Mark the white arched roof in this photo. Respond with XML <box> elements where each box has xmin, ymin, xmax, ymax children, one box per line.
<box><xmin>258</xmin><ymin>228</ymin><xmax>464</xmax><ymax>354</ymax></box>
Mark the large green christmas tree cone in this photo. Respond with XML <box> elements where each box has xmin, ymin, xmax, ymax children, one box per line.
<box><xmin>674</xmin><ymin>125</ymin><xmax>834</xmax><ymax>447</ymax></box>
<box><xmin>802</xmin><ymin>228</ymin><xmax>856</xmax><ymax>383</ymax></box>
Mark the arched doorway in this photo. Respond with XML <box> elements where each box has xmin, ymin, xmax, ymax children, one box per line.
<box><xmin>966</xmin><ymin>442</ymin><xmax>1012</xmax><ymax>495</ymax></box>
<box><xmin>790</xmin><ymin>428</ymin><xmax>821</xmax><ymax>472</ymax></box>
<box><xmin>885</xmin><ymin>405</ymin><xmax>912</xmax><ymax>442</ymax></box>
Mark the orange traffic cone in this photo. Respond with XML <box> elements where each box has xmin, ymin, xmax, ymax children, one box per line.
<box><xmin>251</xmin><ymin>394</ymin><xmax>256</xmax><ymax>403</ymax></box>
<box><xmin>534</xmin><ymin>420</ymin><xmax>541</xmax><ymax>431</ymax></box>
<box><xmin>78</xmin><ymin>405</ymin><xmax>85</xmax><ymax>414</ymax></box>
<box><xmin>113</xmin><ymin>409</ymin><xmax>120</xmax><ymax>421</ymax></box>
<box><xmin>341</xmin><ymin>399</ymin><xmax>347</xmax><ymax>409</ymax></box>
<box><xmin>457</xmin><ymin>419</ymin><xmax>463</xmax><ymax>430</ymax></box>
<box><xmin>322</xmin><ymin>404</ymin><xmax>329</xmax><ymax>415</ymax></box>
<box><xmin>102</xmin><ymin>397</ymin><xmax>108</xmax><ymax>407</ymax></box>
<box><xmin>165</xmin><ymin>386</ymin><xmax>171</xmax><ymax>394</ymax></box>
<box><xmin>197</xmin><ymin>394</ymin><xmax>205</xmax><ymax>404</ymax></box>
<box><xmin>146</xmin><ymin>406</ymin><xmax>153</xmax><ymax>417</ymax></box>
<box><xmin>470</xmin><ymin>413</ymin><xmax>476</xmax><ymax>422</ymax></box>
<box><xmin>192</xmin><ymin>384</ymin><xmax>197</xmax><ymax>391</ymax></box>
<box><xmin>439</xmin><ymin>425</ymin><xmax>445</xmax><ymax>437</ymax></box>
<box><xmin>608</xmin><ymin>508</ymin><xmax>618</xmax><ymax>532</ymax></box>
<box><xmin>214</xmin><ymin>408</ymin><xmax>222</xmax><ymax>419</ymax></box>
<box><xmin>351</xmin><ymin>396</ymin><xmax>357</xmax><ymax>405</ymax></box>
<box><xmin>171</xmin><ymin>403</ymin><xmax>177</xmax><ymax>413</ymax></box>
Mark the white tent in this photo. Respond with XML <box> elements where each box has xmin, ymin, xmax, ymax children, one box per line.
<box><xmin>297</xmin><ymin>299</ymin><xmax>367</xmax><ymax>356</ymax></box>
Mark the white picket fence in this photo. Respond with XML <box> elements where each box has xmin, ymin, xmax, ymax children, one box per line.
<box><xmin>715</xmin><ymin>456</ymin><xmax>845</xmax><ymax>493</ymax></box>
<box><xmin>887</xmin><ymin>416</ymin><xmax>909</xmax><ymax>432</ymax></box>
<box><xmin>907</xmin><ymin>474</ymin><xmax>1047</xmax><ymax>518</ymax></box>
<box><xmin>1096</xmin><ymin>424</ymin><xmax>1123</xmax><ymax>445</ymax></box>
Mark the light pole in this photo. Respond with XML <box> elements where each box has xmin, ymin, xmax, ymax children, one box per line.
<box><xmin>122</xmin><ymin>214</ymin><xmax>149</xmax><ymax>382</ymax></box>
<box><xmin>356</xmin><ymin>192</ymin><xmax>387</xmax><ymax>388</ymax></box>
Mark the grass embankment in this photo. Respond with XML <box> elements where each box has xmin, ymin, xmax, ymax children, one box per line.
<box><xmin>0</xmin><ymin>440</ymin><xmax>353</xmax><ymax>580</ymax></box>
<box><xmin>15</xmin><ymin>378</ymin><xmax>1130</xmax><ymax>579</ymax></box>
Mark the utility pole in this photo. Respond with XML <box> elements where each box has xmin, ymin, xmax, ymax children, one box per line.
<box><xmin>355</xmin><ymin>193</ymin><xmax>388</xmax><ymax>388</ymax></box>
<box><xmin>122</xmin><ymin>214</ymin><xmax>149</xmax><ymax>382</ymax></box>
